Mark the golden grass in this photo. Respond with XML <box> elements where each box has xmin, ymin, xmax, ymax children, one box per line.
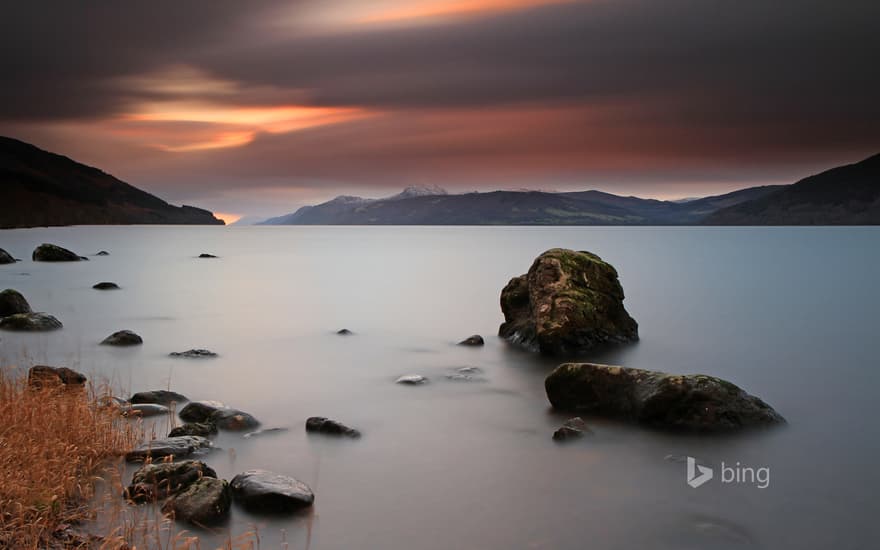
<box><xmin>0</xmin><ymin>367</ymin><xmax>139</xmax><ymax>548</ymax></box>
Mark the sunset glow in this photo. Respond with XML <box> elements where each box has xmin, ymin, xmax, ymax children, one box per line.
<box><xmin>357</xmin><ymin>0</ymin><xmax>575</xmax><ymax>24</ymax></box>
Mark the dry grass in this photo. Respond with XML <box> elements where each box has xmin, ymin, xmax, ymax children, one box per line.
<box><xmin>0</xmin><ymin>366</ymin><xmax>139</xmax><ymax>548</ymax></box>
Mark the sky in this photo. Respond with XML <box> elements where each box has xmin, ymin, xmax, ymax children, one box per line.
<box><xmin>1</xmin><ymin>0</ymin><xmax>878</xmax><ymax>222</ymax></box>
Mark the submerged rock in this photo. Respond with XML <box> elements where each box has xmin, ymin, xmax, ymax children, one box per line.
<box><xmin>32</xmin><ymin>243</ymin><xmax>84</xmax><ymax>262</ymax></box>
<box><xmin>126</xmin><ymin>460</ymin><xmax>217</xmax><ymax>503</ymax></box>
<box><xmin>336</xmin><ymin>328</ymin><xmax>354</xmax><ymax>335</ymax></box>
<box><xmin>552</xmin><ymin>417</ymin><xmax>593</xmax><ymax>441</ymax></box>
<box><xmin>0</xmin><ymin>312</ymin><xmax>63</xmax><ymax>331</ymax></box>
<box><xmin>162</xmin><ymin>477</ymin><xmax>232</xmax><ymax>525</ymax></box>
<box><xmin>27</xmin><ymin>365</ymin><xmax>86</xmax><ymax>389</ymax></box>
<box><xmin>0</xmin><ymin>289</ymin><xmax>31</xmax><ymax>316</ymax></box>
<box><xmin>0</xmin><ymin>248</ymin><xmax>15</xmax><ymax>264</ymax></box>
<box><xmin>179</xmin><ymin>400</ymin><xmax>227</xmax><ymax>423</ymax></box>
<box><xmin>198</xmin><ymin>253</ymin><xmax>217</xmax><ymax>258</ymax></box>
<box><xmin>305</xmin><ymin>417</ymin><xmax>361</xmax><ymax>438</ymax></box>
<box><xmin>96</xmin><ymin>250</ymin><xmax>110</xmax><ymax>256</ymax></box>
<box><xmin>210</xmin><ymin>408</ymin><xmax>260</xmax><ymax>431</ymax></box>
<box><xmin>243</xmin><ymin>427</ymin><xmax>289</xmax><ymax>438</ymax></box>
<box><xmin>545</xmin><ymin>363</ymin><xmax>785</xmax><ymax>432</ymax></box>
<box><xmin>92</xmin><ymin>282</ymin><xmax>120</xmax><ymax>290</ymax></box>
<box><xmin>458</xmin><ymin>334</ymin><xmax>484</xmax><ymax>346</ymax></box>
<box><xmin>130</xmin><ymin>389</ymin><xmax>188</xmax><ymax>406</ymax></box>
<box><xmin>169</xmin><ymin>349</ymin><xmax>217</xmax><ymax>358</ymax></box>
<box><xmin>230</xmin><ymin>470</ymin><xmax>314</xmax><ymax>513</ymax></box>
<box><xmin>126</xmin><ymin>436</ymin><xmax>213</xmax><ymax>462</ymax></box>
<box><xmin>169</xmin><ymin>422</ymin><xmax>218</xmax><ymax>438</ymax></box>
<box><xmin>101</xmin><ymin>330</ymin><xmax>143</xmax><ymax>346</ymax></box>
<box><xmin>122</xmin><ymin>403</ymin><xmax>171</xmax><ymax>417</ymax></box>
<box><xmin>499</xmin><ymin>248</ymin><xmax>638</xmax><ymax>355</ymax></box>
<box><xmin>396</xmin><ymin>374</ymin><xmax>428</xmax><ymax>385</ymax></box>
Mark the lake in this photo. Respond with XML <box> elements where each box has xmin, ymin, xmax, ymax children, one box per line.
<box><xmin>1</xmin><ymin>225</ymin><xmax>878</xmax><ymax>549</ymax></box>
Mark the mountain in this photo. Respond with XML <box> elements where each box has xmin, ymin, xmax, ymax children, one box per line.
<box><xmin>704</xmin><ymin>153</ymin><xmax>880</xmax><ymax>225</ymax></box>
<box><xmin>260</xmin><ymin>185</ymin><xmax>782</xmax><ymax>226</ymax></box>
<box><xmin>0</xmin><ymin>137</ymin><xmax>223</xmax><ymax>228</ymax></box>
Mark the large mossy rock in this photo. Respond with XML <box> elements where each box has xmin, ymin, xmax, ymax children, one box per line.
<box><xmin>179</xmin><ymin>400</ymin><xmax>227</xmax><ymax>423</ymax></box>
<box><xmin>126</xmin><ymin>460</ymin><xmax>217</xmax><ymax>503</ymax></box>
<box><xmin>230</xmin><ymin>470</ymin><xmax>314</xmax><ymax>513</ymax></box>
<box><xmin>161</xmin><ymin>477</ymin><xmax>231</xmax><ymax>525</ymax></box>
<box><xmin>0</xmin><ymin>312</ymin><xmax>62</xmax><ymax>331</ymax></box>
<box><xmin>125</xmin><ymin>436</ymin><xmax>213</xmax><ymax>462</ymax></box>
<box><xmin>0</xmin><ymin>248</ymin><xmax>15</xmax><ymax>264</ymax></box>
<box><xmin>32</xmin><ymin>243</ymin><xmax>83</xmax><ymax>262</ymax></box>
<box><xmin>545</xmin><ymin>363</ymin><xmax>785</xmax><ymax>432</ymax></box>
<box><xmin>0</xmin><ymin>289</ymin><xmax>31</xmax><ymax>317</ymax></box>
<box><xmin>499</xmin><ymin>248</ymin><xmax>638</xmax><ymax>355</ymax></box>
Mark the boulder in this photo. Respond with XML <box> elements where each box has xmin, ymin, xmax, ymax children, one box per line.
<box><xmin>210</xmin><ymin>408</ymin><xmax>260</xmax><ymax>431</ymax></box>
<box><xmin>499</xmin><ymin>248</ymin><xmax>638</xmax><ymax>355</ymax></box>
<box><xmin>169</xmin><ymin>422</ymin><xmax>218</xmax><ymax>438</ymax></box>
<box><xmin>125</xmin><ymin>460</ymin><xmax>217</xmax><ymax>503</ymax></box>
<box><xmin>230</xmin><ymin>470</ymin><xmax>314</xmax><ymax>513</ymax></box>
<box><xmin>305</xmin><ymin>417</ymin><xmax>361</xmax><ymax>438</ymax></box>
<box><xmin>27</xmin><ymin>365</ymin><xmax>86</xmax><ymax>389</ymax></box>
<box><xmin>32</xmin><ymin>243</ymin><xmax>83</xmax><ymax>262</ymax></box>
<box><xmin>545</xmin><ymin>363</ymin><xmax>785</xmax><ymax>432</ymax></box>
<box><xmin>552</xmin><ymin>417</ymin><xmax>592</xmax><ymax>441</ymax></box>
<box><xmin>122</xmin><ymin>403</ymin><xmax>171</xmax><ymax>417</ymax></box>
<box><xmin>101</xmin><ymin>330</ymin><xmax>143</xmax><ymax>346</ymax></box>
<box><xmin>162</xmin><ymin>478</ymin><xmax>231</xmax><ymax>525</ymax></box>
<box><xmin>396</xmin><ymin>374</ymin><xmax>428</xmax><ymax>385</ymax></box>
<box><xmin>126</xmin><ymin>436</ymin><xmax>213</xmax><ymax>462</ymax></box>
<box><xmin>0</xmin><ymin>248</ymin><xmax>15</xmax><ymax>264</ymax></box>
<box><xmin>130</xmin><ymin>389</ymin><xmax>188</xmax><ymax>406</ymax></box>
<box><xmin>179</xmin><ymin>400</ymin><xmax>227</xmax><ymax>423</ymax></box>
<box><xmin>0</xmin><ymin>289</ymin><xmax>31</xmax><ymax>316</ymax></box>
<box><xmin>169</xmin><ymin>349</ymin><xmax>217</xmax><ymax>358</ymax></box>
<box><xmin>458</xmin><ymin>334</ymin><xmax>484</xmax><ymax>346</ymax></box>
<box><xmin>0</xmin><ymin>312</ymin><xmax>63</xmax><ymax>331</ymax></box>
<box><xmin>92</xmin><ymin>282</ymin><xmax>120</xmax><ymax>290</ymax></box>
<box><xmin>198</xmin><ymin>253</ymin><xmax>217</xmax><ymax>258</ymax></box>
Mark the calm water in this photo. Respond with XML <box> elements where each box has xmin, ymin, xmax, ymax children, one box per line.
<box><xmin>1</xmin><ymin>226</ymin><xmax>878</xmax><ymax>549</ymax></box>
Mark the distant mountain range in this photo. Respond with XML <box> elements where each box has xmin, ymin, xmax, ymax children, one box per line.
<box><xmin>261</xmin><ymin>154</ymin><xmax>879</xmax><ymax>226</ymax></box>
<box><xmin>0</xmin><ymin>137</ymin><xmax>223</xmax><ymax>229</ymax></box>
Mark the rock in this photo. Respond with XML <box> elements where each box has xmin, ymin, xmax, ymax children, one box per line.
<box><xmin>32</xmin><ymin>243</ymin><xmax>83</xmax><ymax>262</ymax></box>
<box><xmin>101</xmin><ymin>330</ymin><xmax>143</xmax><ymax>346</ymax></box>
<box><xmin>99</xmin><ymin>395</ymin><xmax>128</xmax><ymax>409</ymax></box>
<box><xmin>230</xmin><ymin>470</ymin><xmax>314</xmax><ymax>513</ymax></box>
<box><xmin>0</xmin><ymin>289</ymin><xmax>32</xmax><ymax>316</ymax></box>
<box><xmin>210</xmin><ymin>408</ymin><xmax>260</xmax><ymax>431</ymax></box>
<box><xmin>305</xmin><ymin>417</ymin><xmax>361</xmax><ymax>438</ymax></box>
<box><xmin>0</xmin><ymin>312</ymin><xmax>63</xmax><ymax>331</ymax></box>
<box><xmin>243</xmin><ymin>427</ymin><xmax>288</xmax><ymax>438</ymax></box>
<box><xmin>198</xmin><ymin>253</ymin><xmax>217</xmax><ymax>258</ymax></box>
<box><xmin>96</xmin><ymin>250</ymin><xmax>110</xmax><ymax>256</ymax></box>
<box><xmin>130</xmin><ymin>389</ymin><xmax>189</xmax><ymax>406</ymax></box>
<box><xmin>499</xmin><ymin>248</ymin><xmax>638</xmax><ymax>355</ymax></box>
<box><xmin>92</xmin><ymin>282</ymin><xmax>120</xmax><ymax>290</ymax></box>
<box><xmin>169</xmin><ymin>422</ymin><xmax>218</xmax><ymax>438</ymax></box>
<box><xmin>458</xmin><ymin>334</ymin><xmax>484</xmax><ymax>346</ymax></box>
<box><xmin>162</xmin><ymin>477</ymin><xmax>231</xmax><ymax>525</ymax></box>
<box><xmin>169</xmin><ymin>349</ymin><xmax>217</xmax><ymax>358</ymax></box>
<box><xmin>336</xmin><ymin>328</ymin><xmax>353</xmax><ymax>335</ymax></box>
<box><xmin>552</xmin><ymin>417</ymin><xmax>592</xmax><ymax>441</ymax></box>
<box><xmin>179</xmin><ymin>400</ymin><xmax>227</xmax><ymax>423</ymax></box>
<box><xmin>0</xmin><ymin>248</ymin><xmax>15</xmax><ymax>264</ymax></box>
<box><xmin>396</xmin><ymin>374</ymin><xmax>428</xmax><ymax>385</ymax></box>
<box><xmin>454</xmin><ymin>366</ymin><xmax>482</xmax><ymax>374</ymax></box>
<box><xmin>126</xmin><ymin>436</ymin><xmax>213</xmax><ymax>462</ymax></box>
<box><xmin>122</xmin><ymin>403</ymin><xmax>171</xmax><ymax>417</ymax></box>
<box><xmin>27</xmin><ymin>365</ymin><xmax>86</xmax><ymax>389</ymax></box>
<box><xmin>445</xmin><ymin>373</ymin><xmax>484</xmax><ymax>382</ymax></box>
<box><xmin>545</xmin><ymin>363</ymin><xmax>786</xmax><ymax>432</ymax></box>
<box><xmin>125</xmin><ymin>460</ymin><xmax>217</xmax><ymax>503</ymax></box>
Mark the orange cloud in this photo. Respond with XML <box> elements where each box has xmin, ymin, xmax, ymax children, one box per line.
<box><xmin>359</xmin><ymin>0</ymin><xmax>575</xmax><ymax>24</ymax></box>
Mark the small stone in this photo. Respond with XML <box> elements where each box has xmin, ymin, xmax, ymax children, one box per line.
<box><xmin>169</xmin><ymin>349</ymin><xmax>217</xmax><ymax>358</ymax></box>
<box><xmin>305</xmin><ymin>417</ymin><xmax>361</xmax><ymax>438</ymax></box>
<box><xmin>458</xmin><ymin>334</ymin><xmax>484</xmax><ymax>346</ymax></box>
<box><xmin>92</xmin><ymin>282</ymin><xmax>120</xmax><ymax>290</ymax></box>
<box><xmin>336</xmin><ymin>328</ymin><xmax>353</xmax><ymax>335</ymax></box>
<box><xmin>552</xmin><ymin>417</ymin><xmax>592</xmax><ymax>441</ymax></box>
<box><xmin>101</xmin><ymin>330</ymin><xmax>143</xmax><ymax>346</ymax></box>
<box><xmin>96</xmin><ymin>251</ymin><xmax>110</xmax><ymax>256</ymax></box>
<box><xmin>243</xmin><ymin>427</ymin><xmax>288</xmax><ymax>438</ymax></box>
<box><xmin>198</xmin><ymin>253</ymin><xmax>217</xmax><ymax>258</ymax></box>
<box><xmin>396</xmin><ymin>374</ymin><xmax>428</xmax><ymax>385</ymax></box>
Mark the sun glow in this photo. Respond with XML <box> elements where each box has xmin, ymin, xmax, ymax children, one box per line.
<box><xmin>213</xmin><ymin>212</ymin><xmax>243</xmax><ymax>224</ymax></box>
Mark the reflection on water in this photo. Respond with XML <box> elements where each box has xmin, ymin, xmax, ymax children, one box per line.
<box><xmin>0</xmin><ymin>225</ymin><xmax>878</xmax><ymax>549</ymax></box>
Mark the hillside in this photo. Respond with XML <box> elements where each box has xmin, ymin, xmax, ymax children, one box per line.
<box><xmin>704</xmin><ymin>153</ymin><xmax>880</xmax><ymax>225</ymax></box>
<box><xmin>0</xmin><ymin>137</ymin><xmax>223</xmax><ymax>228</ymax></box>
